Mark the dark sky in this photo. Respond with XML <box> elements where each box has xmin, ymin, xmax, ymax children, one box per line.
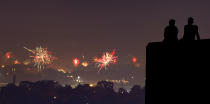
<box><xmin>1</xmin><ymin>0</ymin><xmax>210</xmax><ymax>86</ymax></box>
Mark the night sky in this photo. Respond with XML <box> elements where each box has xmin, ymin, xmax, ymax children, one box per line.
<box><xmin>1</xmin><ymin>0</ymin><xmax>210</xmax><ymax>87</ymax></box>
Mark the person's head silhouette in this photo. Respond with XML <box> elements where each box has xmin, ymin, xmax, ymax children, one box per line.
<box><xmin>169</xmin><ymin>19</ymin><xmax>175</xmax><ymax>26</ymax></box>
<box><xmin>188</xmin><ymin>17</ymin><xmax>194</xmax><ymax>25</ymax></box>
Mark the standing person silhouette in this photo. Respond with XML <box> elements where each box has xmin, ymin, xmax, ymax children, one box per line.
<box><xmin>163</xmin><ymin>19</ymin><xmax>178</xmax><ymax>44</ymax></box>
<box><xmin>183</xmin><ymin>17</ymin><xmax>200</xmax><ymax>41</ymax></box>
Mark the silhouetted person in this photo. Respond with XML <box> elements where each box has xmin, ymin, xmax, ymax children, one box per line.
<box><xmin>163</xmin><ymin>19</ymin><xmax>178</xmax><ymax>44</ymax></box>
<box><xmin>182</xmin><ymin>17</ymin><xmax>200</xmax><ymax>41</ymax></box>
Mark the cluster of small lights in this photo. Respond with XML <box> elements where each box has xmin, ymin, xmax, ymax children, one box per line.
<box><xmin>105</xmin><ymin>80</ymin><xmax>129</xmax><ymax>84</ymax></box>
<box><xmin>76</xmin><ymin>76</ymin><xmax>82</xmax><ymax>83</ymax></box>
<box><xmin>66</xmin><ymin>75</ymin><xmax>74</xmax><ymax>78</ymax></box>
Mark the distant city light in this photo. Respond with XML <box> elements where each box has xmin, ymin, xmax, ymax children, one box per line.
<box><xmin>135</xmin><ymin>63</ymin><xmax>141</xmax><ymax>68</ymax></box>
<box><xmin>105</xmin><ymin>80</ymin><xmax>129</xmax><ymax>84</ymax></box>
<box><xmin>76</xmin><ymin>76</ymin><xmax>82</xmax><ymax>83</ymax></box>
<box><xmin>66</xmin><ymin>75</ymin><xmax>74</xmax><ymax>78</ymax></box>
<box><xmin>12</xmin><ymin>68</ymin><xmax>16</xmax><ymax>72</ymax></box>
<box><xmin>89</xmin><ymin>84</ymin><xmax>95</xmax><ymax>87</ymax></box>
<box><xmin>1</xmin><ymin>65</ymin><xmax>5</xmax><ymax>68</ymax></box>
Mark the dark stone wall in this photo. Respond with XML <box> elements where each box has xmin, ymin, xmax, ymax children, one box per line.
<box><xmin>146</xmin><ymin>39</ymin><xmax>210</xmax><ymax>104</ymax></box>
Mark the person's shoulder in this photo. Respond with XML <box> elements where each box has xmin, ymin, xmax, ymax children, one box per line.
<box><xmin>192</xmin><ymin>25</ymin><xmax>198</xmax><ymax>30</ymax></box>
<box><xmin>173</xmin><ymin>26</ymin><xmax>178</xmax><ymax>31</ymax></box>
<box><xmin>184</xmin><ymin>25</ymin><xmax>188</xmax><ymax>29</ymax></box>
<box><xmin>193</xmin><ymin>25</ymin><xmax>198</xmax><ymax>28</ymax></box>
<box><xmin>165</xmin><ymin>25</ymin><xmax>170</xmax><ymax>29</ymax></box>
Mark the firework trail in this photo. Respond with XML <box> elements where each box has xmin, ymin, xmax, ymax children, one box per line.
<box><xmin>96</xmin><ymin>50</ymin><xmax>118</xmax><ymax>72</ymax></box>
<box><xmin>24</xmin><ymin>46</ymin><xmax>56</xmax><ymax>70</ymax></box>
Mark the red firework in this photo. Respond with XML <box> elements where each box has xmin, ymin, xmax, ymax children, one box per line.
<box><xmin>132</xmin><ymin>57</ymin><xmax>137</xmax><ymax>63</ymax></box>
<box><xmin>5</xmin><ymin>52</ymin><xmax>12</xmax><ymax>59</ymax></box>
<box><xmin>73</xmin><ymin>58</ymin><xmax>80</xmax><ymax>67</ymax></box>
<box><xmin>97</xmin><ymin>50</ymin><xmax>118</xmax><ymax>71</ymax></box>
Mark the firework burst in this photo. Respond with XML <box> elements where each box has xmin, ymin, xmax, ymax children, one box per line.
<box><xmin>132</xmin><ymin>57</ymin><xmax>137</xmax><ymax>64</ymax></box>
<box><xmin>96</xmin><ymin>50</ymin><xmax>118</xmax><ymax>72</ymax></box>
<box><xmin>73</xmin><ymin>58</ymin><xmax>80</xmax><ymax>67</ymax></box>
<box><xmin>81</xmin><ymin>61</ymin><xmax>88</xmax><ymax>67</ymax></box>
<box><xmin>5</xmin><ymin>52</ymin><xmax>12</xmax><ymax>59</ymax></box>
<box><xmin>24</xmin><ymin>46</ymin><xmax>56</xmax><ymax>70</ymax></box>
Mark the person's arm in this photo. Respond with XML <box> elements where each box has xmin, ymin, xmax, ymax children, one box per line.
<box><xmin>176</xmin><ymin>27</ymin><xmax>178</xmax><ymax>37</ymax></box>
<box><xmin>183</xmin><ymin>25</ymin><xmax>187</xmax><ymax>39</ymax></box>
<box><xmin>196</xmin><ymin>26</ymin><xmax>200</xmax><ymax>40</ymax></box>
<box><xmin>164</xmin><ymin>27</ymin><xmax>167</xmax><ymax>38</ymax></box>
<box><xmin>164</xmin><ymin>27</ymin><xmax>166</xmax><ymax>38</ymax></box>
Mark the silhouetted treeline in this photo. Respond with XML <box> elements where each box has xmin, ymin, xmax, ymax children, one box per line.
<box><xmin>0</xmin><ymin>80</ymin><xmax>144</xmax><ymax>104</ymax></box>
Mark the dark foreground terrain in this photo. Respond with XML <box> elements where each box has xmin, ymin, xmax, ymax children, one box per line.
<box><xmin>0</xmin><ymin>80</ymin><xmax>144</xmax><ymax>104</ymax></box>
<box><xmin>146</xmin><ymin>39</ymin><xmax>210</xmax><ymax>104</ymax></box>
